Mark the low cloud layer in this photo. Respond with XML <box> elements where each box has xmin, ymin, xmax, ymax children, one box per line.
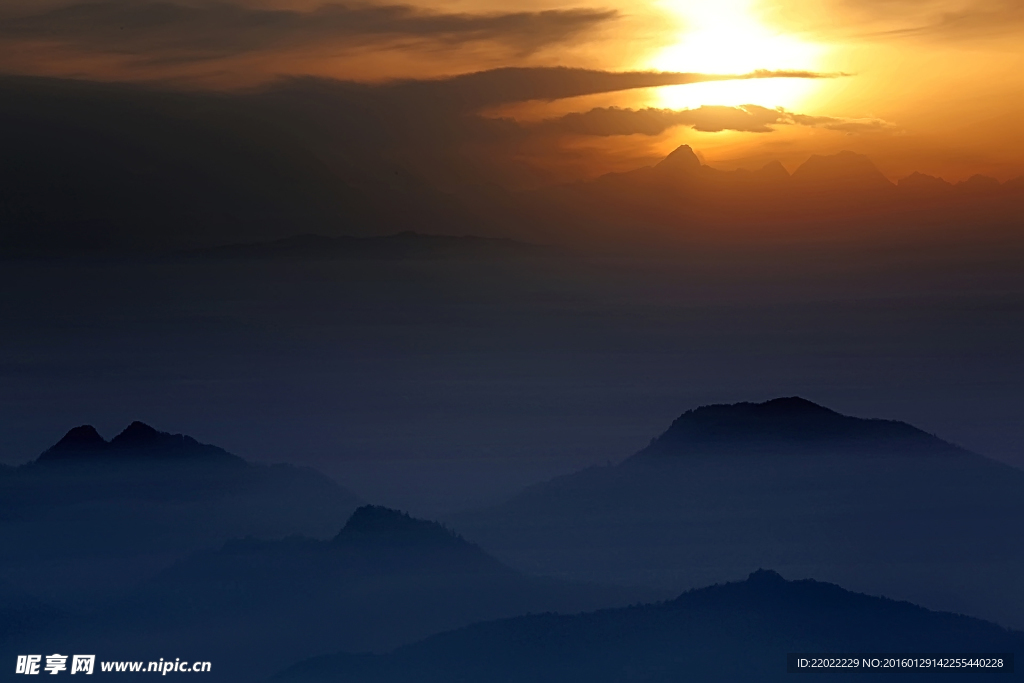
<box><xmin>526</xmin><ymin>104</ymin><xmax>894</xmax><ymax>137</ymax></box>
<box><xmin>369</xmin><ymin>67</ymin><xmax>841</xmax><ymax>113</ymax></box>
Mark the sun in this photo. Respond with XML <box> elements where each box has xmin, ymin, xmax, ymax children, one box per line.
<box><xmin>649</xmin><ymin>0</ymin><xmax>825</xmax><ymax>110</ymax></box>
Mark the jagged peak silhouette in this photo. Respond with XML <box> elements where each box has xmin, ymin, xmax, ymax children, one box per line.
<box><xmin>335</xmin><ymin>505</ymin><xmax>465</xmax><ymax>546</ymax></box>
<box><xmin>654</xmin><ymin>144</ymin><xmax>701</xmax><ymax>174</ymax></box>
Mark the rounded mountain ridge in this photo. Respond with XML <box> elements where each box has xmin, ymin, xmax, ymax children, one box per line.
<box><xmin>636</xmin><ymin>396</ymin><xmax>958</xmax><ymax>457</ymax></box>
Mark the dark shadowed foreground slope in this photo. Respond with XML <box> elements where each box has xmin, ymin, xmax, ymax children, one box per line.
<box><xmin>275</xmin><ymin>569</ymin><xmax>1024</xmax><ymax>682</ymax></box>
<box><xmin>452</xmin><ymin>398</ymin><xmax>1024</xmax><ymax>628</ymax></box>
<box><xmin>8</xmin><ymin>507</ymin><xmax>653</xmax><ymax>682</ymax></box>
<box><xmin>0</xmin><ymin>422</ymin><xmax>361</xmax><ymax>607</ymax></box>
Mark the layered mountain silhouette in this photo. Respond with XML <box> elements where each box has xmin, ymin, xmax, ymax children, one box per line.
<box><xmin>451</xmin><ymin>398</ymin><xmax>1024</xmax><ymax>629</ymax></box>
<box><xmin>185</xmin><ymin>231</ymin><xmax>552</xmax><ymax>261</ymax></box>
<box><xmin>524</xmin><ymin>146</ymin><xmax>1024</xmax><ymax>245</ymax></box>
<box><xmin>275</xmin><ymin>569</ymin><xmax>1024</xmax><ymax>682</ymax></box>
<box><xmin>0</xmin><ymin>423</ymin><xmax>360</xmax><ymax>609</ymax></box>
<box><xmin>20</xmin><ymin>506</ymin><xmax>653</xmax><ymax>682</ymax></box>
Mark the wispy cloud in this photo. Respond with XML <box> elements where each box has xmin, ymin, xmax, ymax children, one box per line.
<box><xmin>523</xmin><ymin>104</ymin><xmax>894</xmax><ymax>137</ymax></box>
<box><xmin>0</xmin><ymin>0</ymin><xmax>619</xmax><ymax>63</ymax></box>
<box><xmin>780</xmin><ymin>0</ymin><xmax>1024</xmax><ymax>41</ymax></box>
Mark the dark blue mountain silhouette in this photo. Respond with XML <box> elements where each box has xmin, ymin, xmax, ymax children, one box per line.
<box><xmin>335</xmin><ymin>505</ymin><xmax>477</xmax><ymax>551</ymax></box>
<box><xmin>452</xmin><ymin>398</ymin><xmax>1024</xmax><ymax>630</ymax></box>
<box><xmin>37</xmin><ymin>421</ymin><xmax>241</xmax><ymax>464</ymax></box>
<box><xmin>0</xmin><ymin>423</ymin><xmax>360</xmax><ymax>610</ymax></box>
<box><xmin>28</xmin><ymin>506</ymin><xmax>652</xmax><ymax>683</ymax></box>
<box><xmin>637</xmin><ymin>396</ymin><xmax>959</xmax><ymax>456</ymax></box>
<box><xmin>274</xmin><ymin>569</ymin><xmax>1024</xmax><ymax>682</ymax></box>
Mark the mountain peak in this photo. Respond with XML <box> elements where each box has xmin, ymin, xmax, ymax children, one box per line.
<box><xmin>335</xmin><ymin>505</ymin><xmax>465</xmax><ymax>547</ymax></box>
<box><xmin>110</xmin><ymin>421</ymin><xmax>162</xmax><ymax>447</ymax></box>
<box><xmin>36</xmin><ymin>421</ymin><xmax>242</xmax><ymax>465</ymax></box>
<box><xmin>654</xmin><ymin>144</ymin><xmax>701</xmax><ymax>175</ymax></box>
<box><xmin>47</xmin><ymin>425</ymin><xmax>107</xmax><ymax>454</ymax></box>
<box><xmin>759</xmin><ymin>160</ymin><xmax>790</xmax><ymax>178</ymax></box>
<box><xmin>898</xmin><ymin>172</ymin><xmax>951</xmax><ymax>192</ymax></box>
<box><xmin>747</xmin><ymin>568</ymin><xmax>785</xmax><ymax>584</ymax></box>
<box><xmin>749</xmin><ymin>396</ymin><xmax>833</xmax><ymax>416</ymax></box>
<box><xmin>635</xmin><ymin>397</ymin><xmax>949</xmax><ymax>458</ymax></box>
<box><xmin>792</xmin><ymin>150</ymin><xmax>893</xmax><ymax>190</ymax></box>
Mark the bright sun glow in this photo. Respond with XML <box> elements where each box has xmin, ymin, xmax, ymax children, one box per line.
<box><xmin>649</xmin><ymin>0</ymin><xmax>825</xmax><ymax>110</ymax></box>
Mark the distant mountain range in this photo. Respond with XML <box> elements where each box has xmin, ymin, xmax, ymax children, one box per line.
<box><xmin>4</xmin><ymin>74</ymin><xmax>1022</xmax><ymax>256</ymax></box>
<box><xmin>184</xmin><ymin>231</ymin><xmax>553</xmax><ymax>261</ymax></box>
<box><xmin>275</xmin><ymin>569</ymin><xmax>1024</xmax><ymax>682</ymax></box>
<box><xmin>523</xmin><ymin>146</ymin><xmax>1024</xmax><ymax>245</ymax></box>
<box><xmin>451</xmin><ymin>397</ymin><xmax>1024</xmax><ymax>629</ymax></box>
<box><xmin>9</xmin><ymin>505</ymin><xmax>654</xmax><ymax>682</ymax></box>
<box><xmin>0</xmin><ymin>422</ymin><xmax>361</xmax><ymax>608</ymax></box>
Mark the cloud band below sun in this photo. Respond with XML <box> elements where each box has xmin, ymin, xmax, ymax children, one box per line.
<box><xmin>521</xmin><ymin>104</ymin><xmax>894</xmax><ymax>137</ymax></box>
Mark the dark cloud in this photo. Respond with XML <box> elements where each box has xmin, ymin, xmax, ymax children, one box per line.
<box><xmin>260</xmin><ymin>67</ymin><xmax>839</xmax><ymax>116</ymax></box>
<box><xmin>0</xmin><ymin>0</ymin><xmax>618</xmax><ymax>62</ymax></box>
<box><xmin>527</xmin><ymin>104</ymin><xmax>894</xmax><ymax>137</ymax></box>
<box><xmin>373</xmin><ymin>68</ymin><xmax>839</xmax><ymax>112</ymax></box>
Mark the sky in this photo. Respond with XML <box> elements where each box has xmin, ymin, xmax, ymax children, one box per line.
<box><xmin>1</xmin><ymin>0</ymin><xmax>1023</xmax><ymax>517</ymax></box>
<box><xmin>1</xmin><ymin>0</ymin><xmax>1022</xmax><ymax>182</ymax></box>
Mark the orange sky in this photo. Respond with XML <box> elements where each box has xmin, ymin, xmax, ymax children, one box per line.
<box><xmin>1</xmin><ymin>0</ymin><xmax>1022</xmax><ymax>181</ymax></box>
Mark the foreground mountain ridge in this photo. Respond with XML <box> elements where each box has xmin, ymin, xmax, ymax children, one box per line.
<box><xmin>274</xmin><ymin>568</ymin><xmax>1024</xmax><ymax>682</ymax></box>
<box><xmin>14</xmin><ymin>505</ymin><xmax>655</xmax><ymax>683</ymax></box>
<box><xmin>451</xmin><ymin>396</ymin><xmax>1024</xmax><ymax>629</ymax></box>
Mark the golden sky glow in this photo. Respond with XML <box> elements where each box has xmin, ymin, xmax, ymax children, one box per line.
<box><xmin>635</xmin><ymin>0</ymin><xmax>1024</xmax><ymax>180</ymax></box>
<box><xmin>0</xmin><ymin>0</ymin><xmax>1021</xmax><ymax>182</ymax></box>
